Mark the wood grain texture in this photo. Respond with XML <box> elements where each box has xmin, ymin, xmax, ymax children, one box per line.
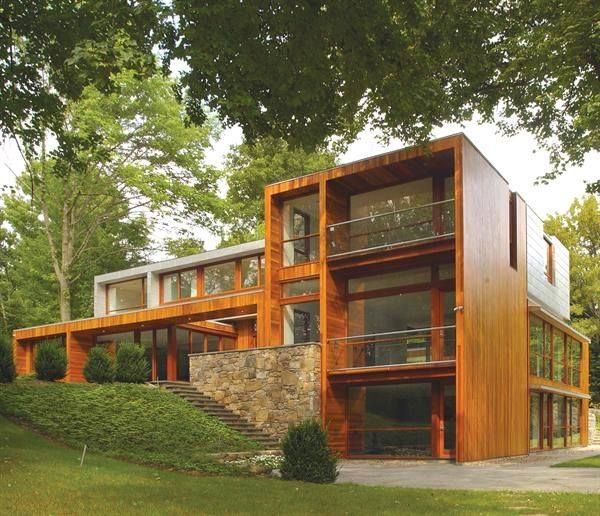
<box><xmin>457</xmin><ymin>138</ymin><xmax>529</xmax><ymax>462</ymax></box>
<box><xmin>66</xmin><ymin>332</ymin><xmax>93</xmax><ymax>383</ymax></box>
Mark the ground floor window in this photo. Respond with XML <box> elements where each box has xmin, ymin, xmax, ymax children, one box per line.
<box><xmin>346</xmin><ymin>381</ymin><xmax>455</xmax><ymax>458</ymax></box>
<box><xmin>283</xmin><ymin>301</ymin><xmax>320</xmax><ymax>345</ymax></box>
<box><xmin>529</xmin><ymin>392</ymin><xmax>582</xmax><ymax>451</ymax></box>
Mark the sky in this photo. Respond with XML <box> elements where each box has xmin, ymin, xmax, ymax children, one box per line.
<box><xmin>1</xmin><ymin>119</ymin><xmax>598</xmax><ymax>255</ymax></box>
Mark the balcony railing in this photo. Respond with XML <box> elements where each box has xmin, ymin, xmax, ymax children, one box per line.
<box><xmin>282</xmin><ymin>233</ymin><xmax>319</xmax><ymax>266</ymax></box>
<box><xmin>328</xmin><ymin>326</ymin><xmax>456</xmax><ymax>371</ymax></box>
<box><xmin>327</xmin><ymin>199</ymin><xmax>454</xmax><ymax>258</ymax></box>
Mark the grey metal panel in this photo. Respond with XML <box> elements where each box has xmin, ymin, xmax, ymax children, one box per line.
<box><xmin>526</xmin><ymin>207</ymin><xmax>570</xmax><ymax>321</ymax></box>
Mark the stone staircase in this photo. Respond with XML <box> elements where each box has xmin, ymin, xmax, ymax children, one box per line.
<box><xmin>159</xmin><ymin>381</ymin><xmax>280</xmax><ymax>449</ymax></box>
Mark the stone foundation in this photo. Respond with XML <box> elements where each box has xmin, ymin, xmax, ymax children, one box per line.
<box><xmin>189</xmin><ymin>343</ymin><xmax>321</xmax><ymax>438</ymax></box>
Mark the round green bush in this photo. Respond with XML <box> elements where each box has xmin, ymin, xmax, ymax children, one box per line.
<box><xmin>115</xmin><ymin>342</ymin><xmax>149</xmax><ymax>383</ymax></box>
<box><xmin>0</xmin><ymin>334</ymin><xmax>16</xmax><ymax>383</ymax></box>
<box><xmin>34</xmin><ymin>341</ymin><xmax>67</xmax><ymax>381</ymax></box>
<box><xmin>280</xmin><ymin>419</ymin><xmax>338</xmax><ymax>483</ymax></box>
<box><xmin>83</xmin><ymin>346</ymin><xmax>115</xmax><ymax>384</ymax></box>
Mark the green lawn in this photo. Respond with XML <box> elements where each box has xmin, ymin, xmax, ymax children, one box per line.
<box><xmin>0</xmin><ymin>379</ymin><xmax>257</xmax><ymax>473</ymax></box>
<box><xmin>553</xmin><ymin>455</ymin><xmax>600</xmax><ymax>468</ymax></box>
<box><xmin>2</xmin><ymin>417</ymin><xmax>599</xmax><ymax>515</ymax></box>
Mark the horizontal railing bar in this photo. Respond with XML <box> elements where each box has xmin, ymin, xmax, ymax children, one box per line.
<box><xmin>327</xmin><ymin>199</ymin><xmax>454</xmax><ymax>229</ymax></box>
<box><xmin>328</xmin><ymin>325</ymin><xmax>456</xmax><ymax>343</ymax></box>
<box><xmin>327</xmin><ymin>232</ymin><xmax>455</xmax><ymax>259</ymax></box>
<box><xmin>281</xmin><ymin>233</ymin><xmax>320</xmax><ymax>244</ymax></box>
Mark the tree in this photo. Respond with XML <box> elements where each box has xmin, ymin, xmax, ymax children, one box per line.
<box><xmin>2</xmin><ymin>70</ymin><xmax>220</xmax><ymax>322</ymax></box>
<box><xmin>115</xmin><ymin>343</ymin><xmax>149</xmax><ymax>383</ymax></box>
<box><xmin>173</xmin><ymin>1</ymin><xmax>599</xmax><ymax>190</ymax></box>
<box><xmin>0</xmin><ymin>333</ymin><xmax>16</xmax><ymax>383</ymax></box>
<box><xmin>0</xmin><ymin>0</ymin><xmax>170</xmax><ymax>142</ymax></box>
<box><xmin>545</xmin><ymin>195</ymin><xmax>600</xmax><ymax>400</ymax></box>
<box><xmin>219</xmin><ymin>137</ymin><xmax>336</xmax><ymax>245</ymax></box>
<box><xmin>163</xmin><ymin>236</ymin><xmax>205</xmax><ymax>258</ymax></box>
<box><xmin>34</xmin><ymin>341</ymin><xmax>67</xmax><ymax>381</ymax></box>
<box><xmin>83</xmin><ymin>346</ymin><xmax>115</xmax><ymax>384</ymax></box>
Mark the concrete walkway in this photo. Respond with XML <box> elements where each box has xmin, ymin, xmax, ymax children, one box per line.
<box><xmin>336</xmin><ymin>446</ymin><xmax>600</xmax><ymax>493</ymax></box>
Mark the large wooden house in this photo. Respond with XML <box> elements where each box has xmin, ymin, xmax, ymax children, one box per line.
<box><xmin>13</xmin><ymin>134</ymin><xmax>590</xmax><ymax>462</ymax></box>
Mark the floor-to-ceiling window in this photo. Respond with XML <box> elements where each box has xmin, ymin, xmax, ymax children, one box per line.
<box><xmin>282</xmin><ymin>194</ymin><xmax>319</xmax><ymax>266</ymax></box>
<box><xmin>529</xmin><ymin>392</ymin><xmax>583</xmax><ymax>451</ymax></box>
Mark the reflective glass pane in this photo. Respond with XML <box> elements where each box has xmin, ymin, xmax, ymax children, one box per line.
<box><xmin>283</xmin><ymin>301</ymin><xmax>320</xmax><ymax>345</ymax></box>
<box><xmin>163</xmin><ymin>273</ymin><xmax>178</xmax><ymax>302</ymax></box>
<box><xmin>180</xmin><ymin>269</ymin><xmax>197</xmax><ymax>299</ymax></box>
<box><xmin>107</xmin><ymin>278</ymin><xmax>145</xmax><ymax>312</ymax></box>
<box><xmin>282</xmin><ymin>278</ymin><xmax>319</xmax><ymax>297</ymax></box>
<box><xmin>241</xmin><ymin>257</ymin><xmax>259</xmax><ymax>288</ymax></box>
<box><xmin>204</xmin><ymin>262</ymin><xmax>235</xmax><ymax>294</ymax></box>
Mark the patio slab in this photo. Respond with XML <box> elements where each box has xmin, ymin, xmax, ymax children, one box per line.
<box><xmin>336</xmin><ymin>445</ymin><xmax>600</xmax><ymax>493</ymax></box>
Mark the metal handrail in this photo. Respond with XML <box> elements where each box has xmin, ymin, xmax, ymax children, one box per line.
<box><xmin>326</xmin><ymin>199</ymin><xmax>454</xmax><ymax>229</ymax></box>
<box><xmin>328</xmin><ymin>325</ymin><xmax>456</xmax><ymax>343</ymax></box>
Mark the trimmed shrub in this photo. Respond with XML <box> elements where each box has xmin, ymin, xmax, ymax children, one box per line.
<box><xmin>115</xmin><ymin>342</ymin><xmax>149</xmax><ymax>383</ymax></box>
<box><xmin>34</xmin><ymin>341</ymin><xmax>67</xmax><ymax>381</ymax></box>
<box><xmin>83</xmin><ymin>346</ymin><xmax>115</xmax><ymax>384</ymax></box>
<box><xmin>280</xmin><ymin>419</ymin><xmax>338</xmax><ymax>483</ymax></box>
<box><xmin>0</xmin><ymin>334</ymin><xmax>16</xmax><ymax>383</ymax></box>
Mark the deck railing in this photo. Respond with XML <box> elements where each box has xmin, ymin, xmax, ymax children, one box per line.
<box><xmin>327</xmin><ymin>326</ymin><xmax>456</xmax><ymax>371</ymax></box>
<box><xmin>326</xmin><ymin>199</ymin><xmax>454</xmax><ymax>258</ymax></box>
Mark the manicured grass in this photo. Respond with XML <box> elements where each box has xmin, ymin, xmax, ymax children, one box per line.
<box><xmin>0</xmin><ymin>379</ymin><xmax>257</xmax><ymax>473</ymax></box>
<box><xmin>553</xmin><ymin>455</ymin><xmax>600</xmax><ymax>468</ymax></box>
<box><xmin>2</xmin><ymin>417</ymin><xmax>599</xmax><ymax>515</ymax></box>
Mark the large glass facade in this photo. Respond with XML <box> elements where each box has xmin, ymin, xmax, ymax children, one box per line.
<box><xmin>529</xmin><ymin>392</ymin><xmax>582</xmax><ymax>451</ymax></box>
<box><xmin>155</xmin><ymin>329</ymin><xmax>168</xmax><ymax>381</ymax></box>
<box><xmin>282</xmin><ymin>194</ymin><xmax>319</xmax><ymax>266</ymax></box>
<box><xmin>176</xmin><ymin>328</ymin><xmax>190</xmax><ymax>381</ymax></box>
<box><xmin>348</xmin><ymin>383</ymin><xmax>432</xmax><ymax>457</ymax></box>
<box><xmin>107</xmin><ymin>278</ymin><xmax>146</xmax><ymax>313</ymax></box>
<box><xmin>283</xmin><ymin>301</ymin><xmax>320</xmax><ymax>344</ymax></box>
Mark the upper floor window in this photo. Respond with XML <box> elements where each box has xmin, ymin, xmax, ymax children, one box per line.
<box><xmin>163</xmin><ymin>269</ymin><xmax>197</xmax><ymax>302</ymax></box>
<box><xmin>282</xmin><ymin>194</ymin><xmax>319</xmax><ymax>266</ymax></box>
<box><xmin>544</xmin><ymin>237</ymin><xmax>554</xmax><ymax>284</ymax></box>
<box><xmin>241</xmin><ymin>255</ymin><xmax>265</xmax><ymax>288</ymax></box>
<box><xmin>509</xmin><ymin>192</ymin><xmax>517</xmax><ymax>270</ymax></box>
<box><xmin>204</xmin><ymin>261</ymin><xmax>235</xmax><ymax>294</ymax></box>
<box><xmin>107</xmin><ymin>278</ymin><xmax>146</xmax><ymax>314</ymax></box>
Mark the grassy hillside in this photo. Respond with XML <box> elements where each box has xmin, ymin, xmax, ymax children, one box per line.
<box><xmin>0</xmin><ymin>379</ymin><xmax>257</xmax><ymax>473</ymax></box>
<box><xmin>2</xmin><ymin>416</ymin><xmax>599</xmax><ymax>515</ymax></box>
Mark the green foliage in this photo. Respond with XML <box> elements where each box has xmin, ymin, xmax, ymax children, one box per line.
<box><xmin>0</xmin><ymin>0</ymin><xmax>169</xmax><ymax>142</ymax></box>
<box><xmin>115</xmin><ymin>343</ymin><xmax>150</xmax><ymax>384</ymax></box>
<box><xmin>280</xmin><ymin>419</ymin><xmax>338</xmax><ymax>483</ymax></box>
<box><xmin>0</xmin><ymin>334</ymin><xmax>16</xmax><ymax>383</ymax></box>
<box><xmin>83</xmin><ymin>347</ymin><xmax>115</xmax><ymax>384</ymax></box>
<box><xmin>220</xmin><ymin>137</ymin><xmax>336</xmax><ymax>245</ymax></box>
<box><xmin>0</xmin><ymin>381</ymin><xmax>256</xmax><ymax>472</ymax></box>
<box><xmin>163</xmin><ymin>236</ymin><xmax>205</xmax><ymax>258</ymax></box>
<box><xmin>545</xmin><ymin>195</ymin><xmax>600</xmax><ymax>401</ymax></box>
<box><xmin>173</xmin><ymin>1</ymin><xmax>599</xmax><ymax>190</ymax></box>
<box><xmin>34</xmin><ymin>342</ymin><xmax>67</xmax><ymax>382</ymax></box>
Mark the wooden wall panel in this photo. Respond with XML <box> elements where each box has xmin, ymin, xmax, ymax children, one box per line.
<box><xmin>457</xmin><ymin>138</ymin><xmax>529</xmax><ymax>461</ymax></box>
<box><xmin>66</xmin><ymin>332</ymin><xmax>94</xmax><ymax>383</ymax></box>
<box><xmin>322</xmin><ymin>180</ymin><xmax>350</xmax><ymax>453</ymax></box>
<box><xmin>13</xmin><ymin>337</ymin><xmax>30</xmax><ymax>375</ymax></box>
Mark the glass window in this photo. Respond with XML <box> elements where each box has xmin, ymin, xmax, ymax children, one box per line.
<box><xmin>241</xmin><ymin>256</ymin><xmax>260</xmax><ymax>288</ymax></box>
<box><xmin>282</xmin><ymin>278</ymin><xmax>319</xmax><ymax>298</ymax></box>
<box><xmin>442</xmin><ymin>290</ymin><xmax>456</xmax><ymax>360</ymax></box>
<box><xmin>529</xmin><ymin>316</ymin><xmax>544</xmax><ymax>377</ymax></box>
<box><xmin>180</xmin><ymin>269</ymin><xmax>197</xmax><ymax>299</ymax></box>
<box><xmin>530</xmin><ymin>394</ymin><xmax>541</xmax><ymax>450</ymax></box>
<box><xmin>206</xmin><ymin>335</ymin><xmax>220</xmax><ymax>352</ymax></box>
<box><xmin>348</xmin><ymin>267</ymin><xmax>431</xmax><ymax>294</ymax></box>
<box><xmin>348</xmin><ymin>383</ymin><xmax>432</xmax><ymax>457</ymax></box>
<box><xmin>438</xmin><ymin>263</ymin><xmax>455</xmax><ymax>281</ymax></box>
<box><xmin>552</xmin><ymin>395</ymin><xmax>565</xmax><ymax>448</ymax></box>
<box><xmin>283</xmin><ymin>301</ymin><xmax>320</xmax><ymax>344</ymax></box>
<box><xmin>542</xmin><ymin>322</ymin><xmax>552</xmax><ymax>379</ymax></box>
<box><xmin>553</xmin><ymin>330</ymin><xmax>565</xmax><ymax>382</ymax></box>
<box><xmin>282</xmin><ymin>194</ymin><xmax>319</xmax><ymax>266</ymax></box>
<box><xmin>107</xmin><ymin>278</ymin><xmax>146</xmax><ymax>313</ymax></box>
<box><xmin>96</xmin><ymin>331</ymin><xmax>135</xmax><ymax>348</ymax></box>
<box><xmin>191</xmin><ymin>332</ymin><xmax>205</xmax><ymax>354</ymax></box>
<box><xmin>569</xmin><ymin>398</ymin><xmax>581</xmax><ymax>446</ymax></box>
<box><xmin>176</xmin><ymin>328</ymin><xmax>190</xmax><ymax>381</ymax></box>
<box><xmin>140</xmin><ymin>331</ymin><xmax>153</xmax><ymax>381</ymax></box>
<box><xmin>204</xmin><ymin>262</ymin><xmax>235</xmax><ymax>294</ymax></box>
<box><xmin>163</xmin><ymin>273</ymin><xmax>179</xmax><ymax>302</ymax></box>
<box><xmin>544</xmin><ymin>238</ymin><xmax>554</xmax><ymax>283</ymax></box>
<box><xmin>567</xmin><ymin>338</ymin><xmax>581</xmax><ymax>387</ymax></box>
<box><xmin>155</xmin><ymin>329</ymin><xmax>168</xmax><ymax>381</ymax></box>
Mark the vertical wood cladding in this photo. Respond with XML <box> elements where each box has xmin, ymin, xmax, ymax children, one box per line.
<box><xmin>457</xmin><ymin>139</ymin><xmax>529</xmax><ymax>461</ymax></box>
<box><xmin>66</xmin><ymin>332</ymin><xmax>94</xmax><ymax>383</ymax></box>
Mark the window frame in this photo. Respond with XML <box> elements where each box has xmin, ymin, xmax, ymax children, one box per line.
<box><xmin>160</xmin><ymin>267</ymin><xmax>199</xmax><ymax>304</ymax></box>
<box><xmin>544</xmin><ymin>236</ymin><xmax>554</xmax><ymax>284</ymax></box>
<box><xmin>106</xmin><ymin>277</ymin><xmax>147</xmax><ymax>314</ymax></box>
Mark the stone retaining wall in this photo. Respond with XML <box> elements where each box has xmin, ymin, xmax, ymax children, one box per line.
<box><xmin>189</xmin><ymin>343</ymin><xmax>321</xmax><ymax>438</ymax></box>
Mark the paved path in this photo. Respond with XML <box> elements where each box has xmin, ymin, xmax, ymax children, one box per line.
<box><xmin>336</xmin><ymin>446</ymin><xmax>600</xmax><ymax>493</ymax></box>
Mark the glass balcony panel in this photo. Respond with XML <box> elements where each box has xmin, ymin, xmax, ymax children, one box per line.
<box><xmin>327</xmin><ymin>199</ymin><xmax>454</xmax><ymax>257</ymax></box>
<box><xmin>328</xmin><ymin>326</ymin><xmax>456</xmax><ymax>371</ymax></box>
<box><xmin>282</xmin><ymin>234</ymin><xmax>319</xmax><ymax>265</ymax></box>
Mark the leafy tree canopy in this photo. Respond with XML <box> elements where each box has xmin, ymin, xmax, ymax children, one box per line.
<box><xmin>0</xmin><ymin>0</ymin><xmax>171</xmax><ymax>142</ymax></box>
<box><xmin>219</xmin><ymin>137</ymin><xmax>336</xmax><ymax>246</ymax></box>
<box><xmin>173</xmin><ymin>0</ymin><xmax>599</xmax><ymax>190</ymax></box>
